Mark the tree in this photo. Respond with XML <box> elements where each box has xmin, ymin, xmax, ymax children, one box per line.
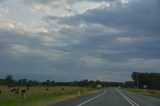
<box><xmin>0</xmin><ymin>79</ymin><xmax>5</xmax><ymax>85</ymax></box>
<box><xmin>50</xmin><ymin>81</ymin><xmax>55</xmax><ymax>87</ymax></box>
<box><xmin>46</xmin><ymin>80</ymin><xmax>50</xmax><ymax>87</ymax></box>
<box><xmin>125</xmin><ymin>81</ymin><xmax>134</xmax><ymax>88</ymax></box>
<box><xmin>131</xmin><ymin>72</ymin><xmax>160</xmax><ymax>89</ymax></box>
<box><xmin>18</xmin><ymin>79</ymin><xmax>28</xmax><ymax>86</ymax></box>
<box><xmin>5</xmin><ymin>75</ymin><xmax>15</xmax><ymax>87</ymax></box>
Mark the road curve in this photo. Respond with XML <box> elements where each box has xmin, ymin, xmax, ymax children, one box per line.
<box><xmin>49</xmin><ymin>88</ymin><xmax>160</xmax><ymax>106</ymax></box>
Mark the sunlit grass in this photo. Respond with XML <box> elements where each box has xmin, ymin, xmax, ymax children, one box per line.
<box><xmin>0</xmin><ymin>86</ymin><xmax>98</xmax><ymax>106</ymax></box>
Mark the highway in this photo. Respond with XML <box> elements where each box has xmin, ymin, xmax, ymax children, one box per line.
<box><xmin>50</xmin><ymin>88</ymin><xmax>160</xmax><ymax>106</ymax></box>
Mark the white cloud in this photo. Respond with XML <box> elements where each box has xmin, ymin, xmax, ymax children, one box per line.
<box><xmin>10</xmin><ymin>44</ymin><xmax>31</xmax><ymax>54</ymax></box>
<box><xmin>120</xmin><ymin>0</ymin><xmax>130</xmax><ymax>4</ymax></box>
<box><xmin>27</xmin><ymin>0</ymin><xmax>70</xmax><ymax>16</ymax></box>
<box><xmin>79</xmin><ymin>55</ymin><xmax>105</xmax><ymax>67</ymax></box>
<box><xmin>71</xmin><ymin>1</ymin><xmax>111</xmax><ymax>14</ymax></box>
<box><xmin>116</xmin><ymin>36</ymin><xmax>154</xmax><ymax>44</ymax></box>
<box><xmin>9</xmin><ymin>43</ymin><xmax>69</xmax><ymax>61</ymax></box>
<box><xmin>116</xmin><ymin>37</ymin><xmax>134</xmax><ymax>43</ymax></box>
<box><xmin>25</xmin><ymin>0</ymin><xmax>112</xmax><ymax>17</ymax></box>
<box><xmin>0</xmin><ymin>19</ymin><xmax>48</xmax><ymax>34</ymax></box>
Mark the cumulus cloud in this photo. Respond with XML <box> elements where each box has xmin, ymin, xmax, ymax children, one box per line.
<box><xmin>0</xmin><ymin>0</ymin><xmax>160</xmax><ymax>81</ymax></box>
<box><xmin>23</xmin><ymin>0</ymin><xmax>114</xmax><ymax>16</ymax></box>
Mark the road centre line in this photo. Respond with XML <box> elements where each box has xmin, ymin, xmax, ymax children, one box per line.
<box><xmin>77</xmin><ymin>90</ymin><xmax>105</xmax><ymax>106</ymax></box>
<box><xmin>116</xmin><ymin>89</ymin><xmax>135</xmax><ymax>106</ymax></box>
<box><xmin>116</xmin><ymin>88</ymin><xmax>141</xmax><ymax>106</ymax></box>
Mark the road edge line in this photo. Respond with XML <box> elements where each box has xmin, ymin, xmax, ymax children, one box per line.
<box><xmin>77</xmin><ymin>90</ymin><xmax>105</xmax><ymax>106</ymax></box>
<box><xmin>126</xmin><ymin>90</ymin><xmax>160</xmax><ymax>102</ymax></box>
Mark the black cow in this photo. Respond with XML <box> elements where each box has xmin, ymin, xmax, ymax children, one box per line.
<box><xmin>15</xmin><ymin>90</ymin><xmax>19</xmax><ymax>95</ymax></box>
<box><xmin>21</xmin><ymin>90</ymin><xmax>26</xmax><ymax>98</ymax></box>
<box><xmin>10</xmin><ymin>89</ymin><xmax>16</xmax><ymax>92</ymax></box>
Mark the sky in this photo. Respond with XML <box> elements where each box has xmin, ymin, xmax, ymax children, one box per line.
<box><xmin>0</xmin><ymin>0</ymin><xmax>160</xmax><ymax>82</ymax></box>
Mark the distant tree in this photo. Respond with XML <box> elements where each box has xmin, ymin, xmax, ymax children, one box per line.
<box><xmin>5</xmin><ymin>75</ymin><xmax>13</xmax><ymax>82</ymax></box>
<box><xmin>5</xmin><ymin>75</ymin><xmax>15</xmax><ymax>87</ymax></box>
<box><xmin>96</xmin><ymin>80</ymin><xmax>101</xmax><ymax>84</ymax></box>
<box><xmin>18</xmin><ymin>79</ymin><xmax>28</xmax><ymax>86</ymax></box>
<box><xmin>78</xmin><ymin>79</ymin><xmax>89</xmax><ymax>86</ymax></box>
<box><xmin>26</xmin><ymin>80</ymin><xmax>32</xmax><ymax>87</ymax></box>
<box><xmin>89</xmin><ymin>80</ymin><xmax>96</xmax><ymax>88</ymax></box>
<box><xmin>50</xmin><ymin>81</ymin><xmax>55</xmax><ymax>87</ymax></box>
<box><xmin>46</xmin><ymin>80</ymin><xmax>50</xmax><ymax>87</ymax></box>
<box><xmin>0</xmin><ymin>79</ymin><xmax>5</xmax><ymax>85</ymax></box>
<box><xmin>125</xmin><ymin>81</ymin><xmax>134</xmax><ymax>88</ymax></box>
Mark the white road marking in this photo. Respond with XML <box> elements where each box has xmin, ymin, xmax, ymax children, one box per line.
<box><xmin>116</xmin><ymin>88</ymin><xmax>141</xmax><ymax>106</ymax></box>
<box><xmin>77</xmin><ymin>90</ymin><xmax>105</xmax><ymax>106</ymax></box>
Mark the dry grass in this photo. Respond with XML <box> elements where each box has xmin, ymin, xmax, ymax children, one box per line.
<box><xmin>128</xmin><ymin>88</ymin><xmax>160</xmax><ymax>99</ymax></box>
<box><xmin>0</xmin><ymin>86</ymin><xmax>98</xmax><ymax>106</ymax></box>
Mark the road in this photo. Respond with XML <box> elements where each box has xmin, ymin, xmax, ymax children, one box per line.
<box><xmin>49</xmin><ymin>88</ymin><xmax>160</xmax><ymax>106</ymax></box>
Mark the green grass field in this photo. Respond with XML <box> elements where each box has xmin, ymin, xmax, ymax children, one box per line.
<box><xmin>128</xmin><ymin>88</ymin><xmax>160</xmax><ymax>99</ymax></box>
<box><xmin>0</xmin><ymin>86</ymin><xmax>98</xmax><ymax>106</ymax></box>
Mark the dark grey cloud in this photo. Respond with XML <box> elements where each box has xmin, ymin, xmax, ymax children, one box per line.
<box><xmin>0</xmin><ymin>0</ymin><xmax>160</xmax><ymax>82</ymax></box>
<box><xmin>58</xmin><ymin>0</ymin><xmax>160</xmax><ymax>32</ymax></box>
<box><xmin>45</xmin><ymin>0</ymin><xmax>160</xmax><ymax>60</ymax></box>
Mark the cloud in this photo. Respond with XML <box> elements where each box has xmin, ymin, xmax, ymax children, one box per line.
<box><xmin>0</xmin><ymin>0</ymin><xmax>9</xmax><ymax>17</ymax></box>
<box><xmin>0</xmin><ymin>19</ymin><xmax>48</xmax><ymax>34</ymax></box>
<box><xmin>0</xmin><ymin>0</ymin><xmax>160</xmax><ymax>81</ymax></box>
<box><xmin>59</xmin><ymin>0</ymin><xmax>159</xmax><ymax>32</ymax></box>
<box><xmin>23</xmin><ymin>0</ymin><xmax>113</xmax><ymax>16</ymax></box>
<box><xmin>79</xmin><ymin>55</ymin><xmax>105</xmax><ymax>67</ymax></box>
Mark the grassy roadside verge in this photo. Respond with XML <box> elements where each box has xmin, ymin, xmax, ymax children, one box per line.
<box><xmin>127</xmin><ymin>88</ymin><xmax>160</xmax><ymax>99</ymax></box>
<box><xmin>0</xmin><ymin>86</ymin><xmax>100</xmax><ymax>106</ymax></box>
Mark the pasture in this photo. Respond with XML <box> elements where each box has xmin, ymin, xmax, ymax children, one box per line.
<box><xmin>0</xmin><ymin>86</ymin><xmax>97</xmax><ymax>106</ymax></box>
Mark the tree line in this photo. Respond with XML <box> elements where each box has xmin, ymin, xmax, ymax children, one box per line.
<box><xmin>1</xmin><ymin>72</ymin><xmax>160</xmax><ymax>89</ymax></box>
<box><xmin>131</xmin><ymin>72</ymin><xmax>160</xmax><ymax>89</ymax></box>
<box><xmin>0</xmin><ymin>75</ymin><xmax>125</xmax><ymax>88</ymax></box>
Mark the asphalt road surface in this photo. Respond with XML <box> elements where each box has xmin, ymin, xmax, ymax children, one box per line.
<box><xmin>49</xmin><ymin>88</ymin><xmax>160</xmax><ymax>106</ymax></box>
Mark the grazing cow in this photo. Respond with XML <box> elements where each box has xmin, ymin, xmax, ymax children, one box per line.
<box><xmin>21</xmin><ymin>90</ymin><xmax>26</xmax><ymax>98</ymax></box>
<box><xmin>11</xmin><ymin>89</ymin><xmax>16</xmax><ymax>92</ymax></box>
<box><xmin>61</xmin><ymin>88</ymin><xmax>64</xmax><ymax>90</ymax></box>
<box><xmin>15</xmin><ymin>90</ymin><xmax>19</xmax><ymax>95</ymax></box>
<box><xmin>21</xmin><ymin>90</ymin><xmax>26</xmax><ymax>94</ymax></box>
<box><xmin>45</xmin><ymin>88</ymin><xmax>49</xmax><ymax>90</ymax></box>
